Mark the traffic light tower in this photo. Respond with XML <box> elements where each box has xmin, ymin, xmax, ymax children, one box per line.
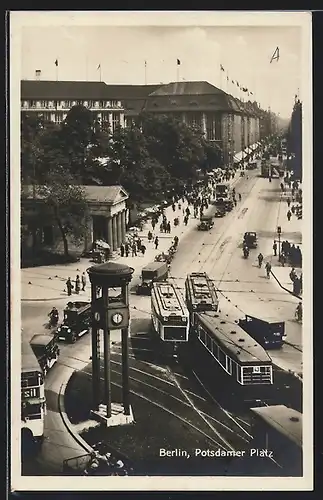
<box><xmin>87</xmin><ymin>262</ymin><xmax>134</xmax><ymax>426</ymax></box>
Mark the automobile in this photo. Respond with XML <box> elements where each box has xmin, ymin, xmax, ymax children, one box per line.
<box><xmin>243</xmin><ymin>231</ymin><xmax>258</xmax><ymax>248</ymax></box>
<box><xmin>213</xmin><ymin>206</ymin><xmax>226</xmax><ymax>218</ymax></box>
<box><xmin>198</xmin><ymin>216</ymin><xmax>214</xmax><ymax>231</ymax></box>
<box><xmin>136</xmin><ymin>262</ymin><xmax>168</xmax><ymax>295</ymax></box>
<box><xmin>56</xmin><ymin>302</ymin><xmax>91</xmax><ymax>343</ymax></box>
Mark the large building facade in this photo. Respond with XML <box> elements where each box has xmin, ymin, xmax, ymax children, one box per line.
<box><xmin>21</xmin><ymin>79</ymin><xmax>262</xmax><ymax>166</ymax></box>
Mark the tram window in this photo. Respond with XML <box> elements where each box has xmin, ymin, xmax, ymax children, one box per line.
<box><xmin>206</xmin><ymin>334</ymin><xmax>212</xmax><ymax>351</ymax></box>
<box><xmin>199</xmin><ymin>328</ymin><xmax>206</xmax><ymax>344</ymax></box>
<box><xmin>212</xmin><ymin>341</ymin><xmax>219</xmax><ymax>359</ymax></box>
<box><xmin>218</xmin><ymin>348</ymin><xmax>226</xmax><ymax>368</ymax></box>
<box><xmin>226</xmin><ymin>357</ymin><xmax>232</xmax><ymax>374</ymax></box>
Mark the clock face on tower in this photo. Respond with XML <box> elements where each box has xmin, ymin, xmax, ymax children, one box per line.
<box><xmin>111</xmin><ymin>312</ymin><xmax>123</xmax><ymax>325</ymax></box>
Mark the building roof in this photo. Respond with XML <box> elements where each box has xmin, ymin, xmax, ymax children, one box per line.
<box><xmin>22</xmin><ymin>184</ymin><xmax>128</xmax><ymax>205</ymax></box>
<box><xmin>21</xmin><ymin>80</ymin><xmax>160</xmax><ymax>101</ymax></box>
<box><xmin>149</xmin><ymin>81</ymin><xmax>225</xmax><ymax>96</ymax></box>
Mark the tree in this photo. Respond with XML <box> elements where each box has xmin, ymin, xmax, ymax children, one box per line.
<box><xmin>37</xmin><ymin>169</ymin><xmax>89</xmax><ymax>257</ymax></box>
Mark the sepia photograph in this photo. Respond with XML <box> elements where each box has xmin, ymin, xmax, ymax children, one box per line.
<box><xmin>10</xmin><ymin>10</ymin><xmax>312</xmax><ymax>491</ymax></box>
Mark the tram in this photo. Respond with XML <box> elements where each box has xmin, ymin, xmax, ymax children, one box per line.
<box><xmin>185</xmin><ymin>272</ymin><xmax>219</xmax><ymax>327</ymax></box>
<box><xmin>191</xmin><ymin>311</ymin><xmax>273</xmax><ymax>405</ymax></box>
<box><xmin>249</xmin><ymin>405</ymin><xmax>302</xmax><ymax>475</ymax></box>
<box><xmin>21</xmin><ymin>336</ymin><xmax>46</xmax><ymax>444</ymax></box>
<box><xmin>151</xmin><ymin>281</ymin><xmax>190</xmax><ymax>356</ymax></box>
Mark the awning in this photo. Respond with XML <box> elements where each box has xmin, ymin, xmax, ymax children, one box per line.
<box><xmin>95</xmin><ymin>239</ymin><xmax>110</xmax><ymax>249</ymax></box>
<box><xmin>233</xmin><ymin>151</ymin><xmax>244</xmax><ymax>162</ymax></box>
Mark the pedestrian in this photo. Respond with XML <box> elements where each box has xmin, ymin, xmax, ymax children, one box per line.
<box><xmin>166</xmin><ymin>221</ymin><xmax>171</xmax><ymax>234</ymax></box>
<box><xmin>154</xmin><ymin>236</ymin><xmax>159</xmax><ymax>250</ymax></box>
<box><xmin>185</xmin><ymin>207</ymin><xmax>191</xmax><ymax>217</ymax></box>
<box><xmin>125</xmin><ymin>243</ymin><xmax>129</xmax><ymax>257</ymax></box>
<box><xmin>265</xmin><ymin>262</ymin><xmax>272</xmax><ymax>278</ymax></box>
<box><xmin>291</xmin><ymin>205</ymin><xmax>295</xmax><ymax>215</ymax></box>
<box><xmin>280</xmin><ymin>252</ymin><xmax>286</xmax><ymax>267</ymax></box>
<box><xmin>148</xmin><ymin>231</ymin><xmax>153</xmax><ymax>243</ymax></box>
<box><xmin>120</xmin><ymin>243</ymin><xmax>125</xmax><ymax>257</ymax></box>
<box><xmin>290</xmin><ymin>244</ymin><xmax>296</xmax><ymax>266</ymax></box>
<box><xmin>172</xmin><ymin>203</ymin><xmax>176</xmax><ymax>212</ymax></box>
<box><xmin>137</xmin><ymin>238</ymin><xmax>142</xmax><ymax>251</ymax></box>
<box><xmin>233</xmin><ymin>198</ymin><xmax>237</xmax><ymax>207</ymax></box>
<box><xmin>75</xmin><ymin>275</ymin><xmax>80</xmax><ymax>294</ymax></box>
<box><xmin>293</xmin><ymin>277</ymin><xmax>301</xmax><ymax>296</ymax></box>
<box><xmin>66</xmin><ymin>277</ymin><xmax>73</xmax><ymax>296</ymax></box>
<box><xmin>160</xmin><ymin>223</ymin><xmax>163</xmax><ymax>233</ymax></box>
<box><xmin>238</xmin><ymin>193</ymin><xmax>242</xmax><ymax>202</ymax></box>
<box><xmin>296</xmin><ymin>246</ymin><xmax>302</xmax><ymax>268</ymax></box>
<box><xmin>257</xmin><ymin>252</ymin><xmax>264</xmax><ymax>268</ymax></box>
<box><xmin>151</xmin><ymin>220</ymin><xmax>156</xmax><ymax>231</ymax></box>
<box><xmin>287</xmin><ymin>209</ymin><xmax>292</xmax><ymax>222</ymax></box>
<box><xmin>273</xmin><ymin>241</ymin><xmax>277</xmax><ymax>256</ymax></box>
<box><xmin>289</xmin><ymin>267</ymin><xmax>297</xmax><ymax>283</ymax></box>
<box><xmin>81</xmin><ymin>272</ymin><xmax>87</xmax><ymax>292</ymax></box>
<box><xmin>141</xmin><ymin>244</ymin><xmax>146</xmax><ymax>256</ymax></box>
<box><xmin>184</xmin><ymin>216</ymin><xmax>188</xmax><ymax>226</ymax></box>
<box><xmin>132</xmin><ymin>243</ymin><xmax>137</xmax><ymax>257</ymax></box>
<box><xmin>287</xmin><ymin>197</ymin><xmax>291</xmax><ymax>207</ymax></box>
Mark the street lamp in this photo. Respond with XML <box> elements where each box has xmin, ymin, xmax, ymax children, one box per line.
<box><xmin>277</xmin><ymin>225</ymin><xmax>281</xmax><ymax>260</ymax></box>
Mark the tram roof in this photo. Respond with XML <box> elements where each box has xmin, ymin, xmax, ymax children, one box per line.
<box><xmin>185</xmin><ymin>273</ymin><xmax>218</xmax><ymax>304</ymax></box>
<box><xmin>250</xmin><ymin>405</ymin><xmax>302</xmax><ymax>448</ymax></box>
<box><xmin>30</xmin><ymin>334</ymin><xmax>56</xmax><ymax>346</ymax></box>
<box><xmin>21</xmin><ymin>337</ymin><xmax>42</xmax><ymax>373</ymax></box>
<box><xmin>197</xmin><ymin>312</ymin><xmax>272</xmax><ymax>364</ymax></box>
<box><xmin>152</xmin><ymin>281</ymin><xmax>188</xmax><ymax>316</ymax></box>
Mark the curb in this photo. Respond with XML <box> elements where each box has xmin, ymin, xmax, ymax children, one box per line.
<box><xmin>58</xmin><ymin>379</ymin><xmax>93</xmax><ymax>454</ymax></box>
<box><xmin>22</xmin><ymin>296</ymin><xmax>69</xmax><ymax>302</ymax></box>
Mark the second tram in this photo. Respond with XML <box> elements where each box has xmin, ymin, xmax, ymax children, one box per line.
<box><xmin>151</xmin><ymin>281</ymin><xmax>190</xmax><ymax>356</ymax></box>
<box><xmin>191</xmin><ymin>311</ymin><xmax>274</xmax><ymax>405</ymax></box>
<box><xmin>185</xmin><ymin>272</ymin><xmax>219</xmax><ymax>327</ymax></box>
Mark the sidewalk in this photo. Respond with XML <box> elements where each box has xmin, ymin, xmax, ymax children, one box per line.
<box><xmin>22</xmin><ymin>172</ymin><xmax>242</xmax><ymax>302</ymax></box>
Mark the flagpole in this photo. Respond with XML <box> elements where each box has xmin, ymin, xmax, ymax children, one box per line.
<box><xmin>56</xmin><ymin>58</ymin><xmax>58</xmax><ymax>81</ymax></box>
<box><xmin>176</xmin><ymin>63</ymin><xmax>180</xmax><ymax>82</ymax></box>
<box><xmin>86</xmin><ymin>55</ymin><xmax>88</xmax><ymax>81</ymax></box>
<box><xmin>144</xmin><ymin>61</ymin><xmax>147</xmax><ymax>85</ymax></box>
<box><xmin>99</xmin><ymin>65</ymin><xmax>102</xmax><ymax>82</ymax></box>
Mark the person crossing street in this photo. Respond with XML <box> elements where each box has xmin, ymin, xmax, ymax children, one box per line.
<box><xmin>265</xmin><ymin>261</ymin><xmax>272</xmax><ymax>278</ymax></box>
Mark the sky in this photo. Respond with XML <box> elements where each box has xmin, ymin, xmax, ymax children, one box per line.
<box><xmin>17</xmin><ymin>13</ymin><xmax>307</xmax><ymax>119</ymax></box>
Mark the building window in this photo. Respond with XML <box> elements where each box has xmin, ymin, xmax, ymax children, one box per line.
<box><xmin>54</xmin><ymin>113</ymin><xmax>62</xmax><ymax>124</ymax></box>
<box><xmin>43</xmin><ymin>112</ymin><xmax>51</xmax><ymax>122</ymax></box>
<box><xmin>112</xmin><ymin>112</ymin><xmax>120</xmax><ymax>133</ymax></box>
<box><xmin>42</xmin><ymin>226</ymin><xmax>54</xmax><ymax>245</ymax></box>
<box><xmin>206</xmin><ymin>113</ymin><xmax>216</xmax><ymax>141</ymax></box>
<box><xmin>30</xmin><ymin>100</ymin><xmax>36</xmax><ymax>108</ymax></box>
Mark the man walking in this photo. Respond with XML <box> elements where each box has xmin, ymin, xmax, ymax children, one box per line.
<box><xmin>81</xmin><ymin>272</ymin><xmax>87</xmax><ymax>292</ymax></box>
<box><xmin>66</xmin><ymin>277</ymin><xmax>73</xmax><ymax>296</ymax></box>
<box><xmin>287</xmin><ymin>209</ymin><xmax>292</xmax><ymax>222</ymax></box>
<box><xmin>265</xmin><ymin>262</ymin><xmax>272</xmax><ymax>278</ymax></box>
<box><xmin>154</xmin><ymin>236</ymin><xmax>159</xmax><ymax>250</ymax></box>
<box><xmin>273</xmin><ymin>241</ymin><xmax>277</xmax><ymax>256</ymax></box>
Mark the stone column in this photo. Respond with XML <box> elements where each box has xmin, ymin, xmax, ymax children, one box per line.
<box><xmin>117</xmin><ymin>212</ymin><xmax>122</xmax><ymax>247</ymax></box>
<box><xmin>121</xmin><ymin>210</ymin><xmax>126</xmax><ymax>243</ymax></box>
<box><xmin>107</xmin><ymin>218</ymin><xmax>113</xmax><ymax>249</ymax></box>
<box><xmin>112</xmin><ymin>215</ymin><xmax>118</xmax><ymax>251</ymax></box>
<box><xmin>202</xmin><ymin>112</ymin><xmax>207</xmax><ymax>137</ymax></box>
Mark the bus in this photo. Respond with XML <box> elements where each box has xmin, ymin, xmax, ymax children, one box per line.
<box><xmin>151</xmin><ymin>281</ymin><xmax>190</xmax><ymax>356</ymax></box>
<box><xmin>249</xmin><ymin>404</ymin><xmax>302</xmax><ymax>475</ymax></box>
<box><xmin>191</xmin><ymin>311</ymin><xmax>273</xmax><ymax>405</ymax></box>
<box><xmin>185</xmin><ymin>272</ymin><xmax>219</xmax><ymax>328</ymax></box>
<box><xmin>56</xmin><ymin>301</ymin><xmax>91</xmax><ymax>343</ymax></box>
<box><xmin>30</xmin><ymin>333</ymin><xmax>60</xmax><ymax>375</ymax></box>
<box><xmin>215</xmin><ymin>183</ymin><xmax>230</xmax><ymax>203</ymax></box>
<box><xmin>21</xmin><ymin>336</ymin><xmax>46</xmax><ymax>443</ymax></box>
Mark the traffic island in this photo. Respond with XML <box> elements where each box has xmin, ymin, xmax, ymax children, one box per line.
<box><xmin>91</xmin><ymin>402</ymin><xmax>135</xmax><ymax>427</ymax></box>
<box><xmin>64</xmin><ymin>363</ymin><xmax>240</xmax><ymax>476</ymax></box>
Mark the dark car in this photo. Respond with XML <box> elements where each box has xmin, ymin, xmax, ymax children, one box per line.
<box><xmin>243</xmin><ymin>231</ymin><xmax>258</xmax><ymax>248</ymax></box>
<box><xmin>213</xmin><ymin>206</ymin><xmax>226</xmax><ymax>218</ymax></box>
<box><xmin>198</xmin><ymin>216</ymin><xmax>214</xmax><ymax>231</ymax></box>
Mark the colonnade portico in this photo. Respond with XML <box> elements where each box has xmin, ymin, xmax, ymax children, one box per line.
<box><xmin>105</xmin><ymin>209</ymin><xmax>127</xmax><ymax>252</ymax></box>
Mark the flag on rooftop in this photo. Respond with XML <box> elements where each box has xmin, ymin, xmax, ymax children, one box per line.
<box><xmin>220</xmin><ymin>64</ymin><xmax>225</xmax><ymax>72</ymax></box>
<box><xmin>177</xmin><ymin>59</ymin><xmax>181</xmax><ymax>65</ymax></box>
<box><xmin>97</xmin><ymin>64</ymin><xmax>101</xmax><ymax>70</ymax></box>
<box><xmin>54</xmin><ymin>59</ymin><xmax>58</xmax><ymax>67</ymax></box>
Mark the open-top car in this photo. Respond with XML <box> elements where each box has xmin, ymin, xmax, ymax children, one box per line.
<box><xmin>243</xmin><ymin>231</ymin><xmax>258</xmax><ymax>248</ymax></box>
<box><xmin>198</xmin><ymin>216</ymin><xmax>214</xmax><ymax>231</ymax></box>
